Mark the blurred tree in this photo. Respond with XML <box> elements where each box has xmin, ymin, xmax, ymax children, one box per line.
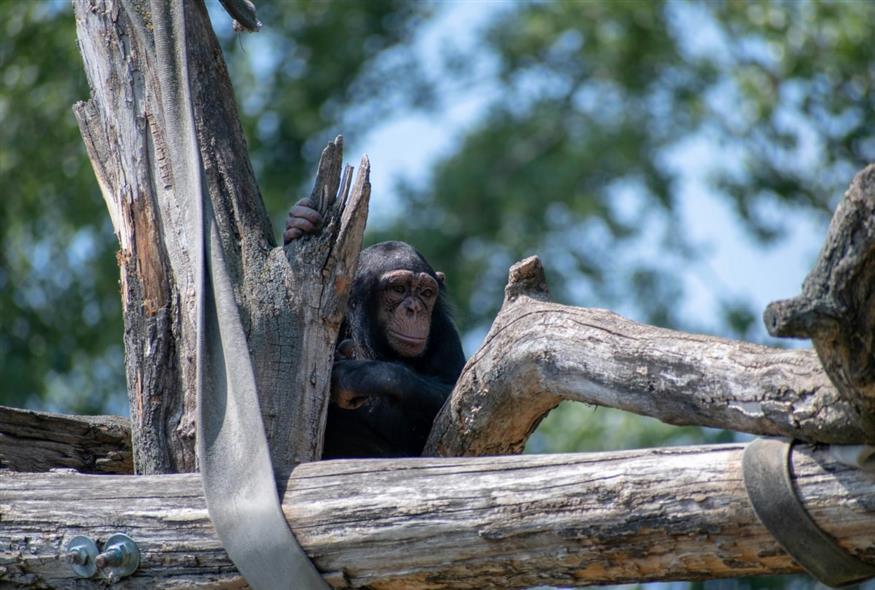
<box><xmin>0</xmin><ymin>1</ymin><xmax>115</xmax><ymax>413</ymax></box>
<box><xmin>372</xmin><ymin>0</ymin><xmax>875</xmax><ymax>340</ymax></box>
<box><xmin>218</xmin><ymin>1</ymin><xmax>432</xmax><ymax>218</ymax></box>
<box><xmin>0</xmin><ymin>0</ymin><xmax>429</xmax><ymax>412</ymax></box>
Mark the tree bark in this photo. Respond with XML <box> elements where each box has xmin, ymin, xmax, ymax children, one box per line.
<box><xmin>0</xmin><ymin>406</ymin><xmax>131</xmax><ymax>474</ymax></box>
<box><xmin>72</xmin><ymin>0</ymin><xmax>368</xmax><ymax>474</ymax></box>
<box><xmin>427</xmin><ymin>256</ymin><xmax>872</xmax><ymax>458</ymax></box>
<box><xmin>3</xmin><ymin>443</ymin><xmax>874</xmax><ymax>589</ymax></box>
<box><xmin>765</xmin><ymin>164</ymin><xmax>875</xmax><ymax>429</ymax></box>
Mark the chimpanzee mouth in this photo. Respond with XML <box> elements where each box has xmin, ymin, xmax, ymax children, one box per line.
<box><xmin>389</xmin><ymin>330</ymin><xmax>427</xmax><ymax>345</ymax></box>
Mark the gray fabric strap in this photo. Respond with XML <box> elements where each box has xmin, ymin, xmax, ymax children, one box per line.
<box><xmin>148</xmin><ymin>1</ymin><xmax>328</xmax><ymax>588</ymax></box>
<box><xmin>742</xmin><ymin>438</ymin><xmax>875</xmax><ymax>587</ymax></box>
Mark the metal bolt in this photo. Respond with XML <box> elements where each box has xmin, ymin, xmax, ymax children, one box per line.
<box><xmin>96</xmin><ymin>533</ymin><xmax>140</xmax><ymax>583</ymax></box>
<box><xmin>65</xmin><ymin>536</ymin><xmax>98</xmax><ymax>578</ymax></box>
<box><xmin>95</xmin><ymin>545</ymin><xmax>125</xmax><ymax>569</ymax></box>
<box><xmin>65</xmin><ymin>550</ymin><xmax>84</xmax><ymax>565</ymax></box>
<box><xmin>65</xmin><ymin>548</ymin><xmax>88</xmax><ymax>566</ymax></box>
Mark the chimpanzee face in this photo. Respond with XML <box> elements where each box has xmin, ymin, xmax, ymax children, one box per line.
<box><xmin>376</xmin><ymin>269</ymin><xmax>439</xmax><ymax>358</ymax></box>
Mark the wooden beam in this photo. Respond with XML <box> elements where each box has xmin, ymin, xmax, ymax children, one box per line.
<box><xmin>0</xmin><ymin>406</ymin><xmax>131</xmax><ymax>474</ymax></box>
<box><xmin>2</xmin><ymin>443</ymin><xmax>873</xmax><ymax>588</ymax></box>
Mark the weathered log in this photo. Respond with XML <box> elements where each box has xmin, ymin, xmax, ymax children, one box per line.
<box><xmin>765</xmin><ymin>164</ymin><xmax>875</xmax><ymax>430</ymax></box>
<box><xmin>72</xmin><ymin>0</ymin><xmax>368</xmax><ymax>473</ymax></box>
<box><xmin>427</xmin><ymin>257</ymin><xmax>872</xmax><ymax>458</ymax></box>
<box><xmin>2</xmin><ymin>443</ymin><xmax>873</xmax><ymax>589</ymax></box>
<box><xmin>0</xmin><ymin>406</ymin><xmax>131</xmax><ymax>474</ymax></box>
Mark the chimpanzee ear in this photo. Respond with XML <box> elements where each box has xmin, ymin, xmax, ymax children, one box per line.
<box><xmin>435</xmin><ymin>271</ymin><xmax>446</xmax><ymax>285</ymax></box>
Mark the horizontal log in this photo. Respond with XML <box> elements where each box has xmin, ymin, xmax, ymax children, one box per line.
<box><xmin>2</xmin><ymin>443</ymin><xmax>874</xmax><ymax>588</ymax></box>
<box><xmin>427</xmin><ymin>257</ymin><xmax>872</xmax><ymax>457</ymax></box>
<box><xmin>0</xmin><ymin>406</ymin><xmax>132</xmax><ymax>474</ymax></box>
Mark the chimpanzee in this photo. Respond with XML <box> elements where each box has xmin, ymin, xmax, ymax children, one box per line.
<box><xmin>284</xmin><ymin>199</ymin><xmax>466</xmax><ymax>458</ymax></box>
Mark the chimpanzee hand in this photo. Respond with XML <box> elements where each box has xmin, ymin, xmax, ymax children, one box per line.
<box><xmin>335</xmin><ymin>339</ymin><xmax>357</xmax><ymax>361</ymax></box>
<box><xmin>283</xmin><ymin>198</ymin><xmax>322</xmax><ymax>244</ymax></box>
<box><xmin>330</xmin><ymin>358</ymin><xmax>449</xmax><ymax>416</ymax></box>
<box><xmin>330</xmin><ymin>359</ymin><xmax>369</xmax><ymax>410</ymax></box>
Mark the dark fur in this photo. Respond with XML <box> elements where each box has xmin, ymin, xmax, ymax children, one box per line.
<box><xmin>323</xmin><ymin>241</ymin><xmax>465</xmax><ymax>459</ymax></box>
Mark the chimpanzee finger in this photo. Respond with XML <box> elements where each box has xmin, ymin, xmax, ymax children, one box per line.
<box><xmin>286</xmin><ymin>216</ymin><xmax>317</xmax><ymax>235</ymax></box>
<box><xmin>336</xmin><ymin>339</ymin><xmax>356</xmax><ymax>360</ymax></box>
<box><xmin>283</xmin><ymin>227</ymin><xmax>303</xmax><ymax>244</ymax></box>
<box><xmin>289</xmin><ymin>201</ymin><xmax>322</xmax><ymax>226</ymax></box>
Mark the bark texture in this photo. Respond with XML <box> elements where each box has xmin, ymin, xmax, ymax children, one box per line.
<box><xmin>765</xmin><ymin>164</ymin><xmax>875</xmax><ymax>433</ymax></box>
<box><xmin>3</xmin><ymin>443</ymin><xmax>874</xmax><ymax>589</ymax></box>
<box><xmin>72</xmin><ymin>0</ymin><xmax>368</xmax><ymax>474</ymax></box>
<box><xmin>427</xmin><ymin>257</ymin><xmax>871</xmax><ymax>458</ymax></box>
<box><xmin>0</xmin><ymin>406</ymin><xmax>131</xmax><ymax>474</ymax></box>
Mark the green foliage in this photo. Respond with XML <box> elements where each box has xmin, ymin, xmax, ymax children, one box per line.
<box><xmin>0</xmin><ymin>1</ymin><xmax>118</xmax><ymax>412</ymax></box>
<box><xmin>713</xmin><ymin>0</ymin><xmax>875</xmax><ymax>234</ymax></box>
<box><xmin>1</xmin><ymin>4</ymin><xmax>866</xmax><ymax>585</ymax></box>
<box><xmin>372</xmin><ymin>0</ymin><xmax>875</xmax><ymax>340</ymax></box>
<box><xmin>5</xmin><ymin>0</ymin><xmax>874</xmax><ymax>479</ymax></box>
<box><xmin>526</xmin><ymin>403</ymin><xmax>734</xmax><ymax>454</ymax></box>
<box><xmin>365</xmin><ymin>17</ymin><xmax>874</xmax><ymax>579</ymax></box>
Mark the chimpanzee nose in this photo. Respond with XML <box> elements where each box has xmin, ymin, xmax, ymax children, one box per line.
<box><xmin>403</xmin><ymin>299</ymin><xmax>420</xmax><ymax>315</ymax></box>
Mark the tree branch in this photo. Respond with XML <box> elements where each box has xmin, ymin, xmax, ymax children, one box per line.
<box><xmin>3</xmin><ymin>443</ymin><xmax>873</xmax><ymax>588</ymax></box>
<box><xmin>427</xmin><ymin>257</ymin><xmax>871</xmax><ymax>458</ymax></box>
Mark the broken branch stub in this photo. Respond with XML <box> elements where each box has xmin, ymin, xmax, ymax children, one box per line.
<box><xmin>764</xmin><ymin>164</ymin><xmax>875</xmax><ymax>433</ymax></box>
<box><xmin>271</xmin><ymin>135</ymin><xmax>371</xmax><ymax>466</ymax></box>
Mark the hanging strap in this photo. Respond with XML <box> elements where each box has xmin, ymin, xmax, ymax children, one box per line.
<box><xmin>147</xmin><ymin>1</ymin><xmax>329</xmax><ymax>588</ymax></box>
<box><xmin>742</xmin><ymin>438</ymin><xmax>875</xmax><ymax>587</ymax></box>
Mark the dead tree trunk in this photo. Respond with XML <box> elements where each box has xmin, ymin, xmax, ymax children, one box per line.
<box><xmin>72</xmin><ymin>0</ymin><xmax>368</xmax><ymax>474</ymax></box>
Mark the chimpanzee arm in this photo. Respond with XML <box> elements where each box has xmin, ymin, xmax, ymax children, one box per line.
<box><xmin>331</xmin><ymin>359</ymin><xmax>452</xmax><ymax>422</ymax></box>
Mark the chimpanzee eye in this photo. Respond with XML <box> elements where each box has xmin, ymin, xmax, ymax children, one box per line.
<box><xmin>421</xmin><ymin>288</ymin><xmax>434</xmax><ymax>299</ymax></box>
<box><xmin>392</xmin><ymin>284</ymin><xmax>406</xmax><ymax>294</ymax></box>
